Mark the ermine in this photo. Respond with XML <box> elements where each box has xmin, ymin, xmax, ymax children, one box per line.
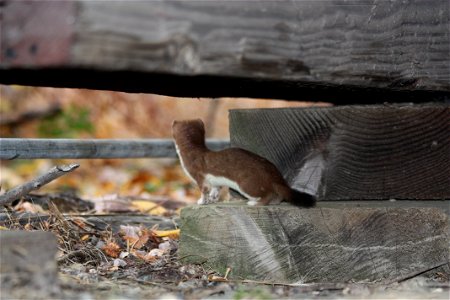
<box><xmin>172</xmin><ymin>119</ymin><xmax>315</xmax><ymax>207</ymax></box>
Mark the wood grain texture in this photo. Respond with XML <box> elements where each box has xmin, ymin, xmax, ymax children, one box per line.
<box><xmin>64</xmin><ymin>0</ymin><xmax>450</xmax><ymax>90</ymax></box>
<box><xmin>0</xmin><ymin>213</ymin><xmax>178</xmax><ymax>233</ymax></box>
<box><xmin>0</xmin><ymin>138</ymin><xmax>229</xmax><ymax>159</ymax></box>
<box><xmin>179</xmin><ymin>203</ymin><xmax>449</xmax><ymax>283</ymax></box>
<box><xmin>230</xmin><ymin>105</ymin><xmax>450</xmax><ymax>200</ymax></box>
<box><xmin>1</xmin><ymin>0</ymin><xmax>449</xmax><ymax>100</ymax></box>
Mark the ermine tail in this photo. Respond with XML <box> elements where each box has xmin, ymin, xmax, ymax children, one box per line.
<box><xmin>273</xmin><ymin>184</ymin><xmax>316</xmax><ymax>207</ymax></box>
<box><xmin>290</xmin><ymin>189</ymin><xmax>316</xmax><ymax>207</ymax></box>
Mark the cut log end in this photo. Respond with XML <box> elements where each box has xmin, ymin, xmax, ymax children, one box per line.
<box><xmin>179</xmin><ymin>202</ymin><xmax>449</xmax><ymax>283</ymax></box>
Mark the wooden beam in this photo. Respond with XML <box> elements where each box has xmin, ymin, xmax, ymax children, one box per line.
<box><xmin>0</xmin><ymin>213</ymin><xmax>178</xmax><ymax>233</ymax></box>
<box><xmin>179</xmin><ymin>202</ymin><xmax>450</xmax><ymax>283</ymax></box>
<box><xmin>1</xmin><ymin>0</ymin><xmax>449</xmax><ymax>101</ymax></box>
<box><xmin>0</xmin><ymin>138</ymin><xmax>229</xmax><ymax>159</ymax></box>
<box><xmin>0</xmin><ymin>231</ymin><xmax>58</xmax><ymax>298</ymax></box>
<box><xmin>230</xmin><ymin>104</ymin><xmax>450</xmax><ymax>200</ymax></box>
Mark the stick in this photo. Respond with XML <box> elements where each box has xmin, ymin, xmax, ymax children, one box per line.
<box><xmin>0</xmin><ymin>164</ymin><xmax>79</xmax><ymax>206</ymax></box>
<box><xmin>0</xmin><ymin>104</ymin><xmax>61</xmax><ymax>126</ymax></box>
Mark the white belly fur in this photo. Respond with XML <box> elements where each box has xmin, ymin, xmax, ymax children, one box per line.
<box><xmin>205</xmin><ymin>174</ymin><xmax>260</xmax><ymax>203</ymax></box>
<box><xmin>174</xmin><ymin>144</ymin><xmax>196</xmax><ymax>184</ymax></box>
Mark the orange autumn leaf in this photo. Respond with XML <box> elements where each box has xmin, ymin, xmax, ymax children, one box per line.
<box><xmin>133</xmin><ymin>250</ymin><xmax>157</xmax><ymax>262</ymax></box>
<box><xmin>153</xmin><ymin>229</ymin><xmax>180</xmax><ymax>239</ymax></box>
<box><xmin>120</xmin><ymin>225</ymin><xmax>152</xmax><ymax>249</ymax></box>
<box><xmin>131</xmin><ymin>200</ymin><xmax>167</xmax><ymax>215</ymax></box>
<box><xmin>102</xmin><ymin>242</ymin><xmax>121</xmax><ymax>258</ymax></box>
<box><xmin>72</xmin><ymin>218</ymin><xmax>87</xmax><ymax>229</ymax></box>
<box><xmin>24</xmin><ymin>223</ymin><xmax>34</xmax><ymax>231</ymax></box>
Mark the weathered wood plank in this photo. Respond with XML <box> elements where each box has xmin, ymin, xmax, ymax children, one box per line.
<box><xmin>0</xmin><ymin>231</ymin><xmax>59</xmax><ymax>297</ymax></box>
<box><xmin>1</xmin><ymin>0</ymin><xmax>449</xmax><ymax>101</ymax></box>
<box><xmin>230</xmin><ymin>105</ymin><xmax>450</xmax><ymax>200</ymax></box>
<box><xmin>0</xmin><ymin>213</ymin><xmax>178</xmax><ymax>233</ymax></box>
<box><xmin>0</xmin><ymin>138</ymin><xmax>229</xmax><ymax>159</ymax></box>
<box><xmin>179</xmin><ymin>203</ymin><xmax>449</xmax><ymax>283</ymax></box>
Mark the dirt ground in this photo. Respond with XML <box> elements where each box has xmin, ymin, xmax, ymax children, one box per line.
<box><xmin>1</xmin><ymin>195</ymin><xmax>448</xmax><ymax>300</ymax></box>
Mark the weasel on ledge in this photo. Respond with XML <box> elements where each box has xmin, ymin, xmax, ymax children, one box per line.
<box><xmin>172</xmin><ymin>119</ymin><xmax>315</xmax><ymax>206</ymax></box>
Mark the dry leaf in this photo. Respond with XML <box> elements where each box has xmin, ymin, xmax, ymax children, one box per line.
<box><xmin>133</xmin><ymin>250</ymin><xmax>157</xmax><ymax>262</ymax></box>
<box><xmin>120</xmin><ymin>225</ymin><xmax>140</xmax><ymax>239</ymax></box>
<box><xmin>153</xmin><ymin>229</ymin><xmax>180</xmax><ymax>239</ymax></box>
<box><xmin>24</xmin><ymin>223</ymin><xmax>34</xmax><ymax>231</ymax></box>
<box><xmin>120</xmin><ymin>225</ymin><xmax>151</xmax><ymax>250</ymax></box>
<box><xmin>208</xmin><ymin>275</ymin><xmax>228</xmax><ymax>282</ymax></box>
<box><xmin>113</xmin><ymin>258</ymin><xmax>127</xmax><ymax>268</ymax></box>
<box><xmin>72</xmin><ymin>218</ymin><xmax>87</xmax><ymax>229</ymax></box>
<box><xmin>94</xmin><ymin>194</ymin><xmax>135</xmax><ymax>213</ymax></box>
<box><xmin>102</xmin><ymin>242</ymin><xmax>121</xmax><ymax>258</ymax></box>
<box><xmin>16</xmin><ymin>202</ymin><xmax>45</xmax><ymax>214</ymax></box>
<box><xmin>158</xmin><ymin>241</ymin><xmax>172</xmax><ymax>251</ymax></box>
<box><xmin>131</xmin><ymin>200</ymin><xmax>167</xmax><ymax>215</ymax></box>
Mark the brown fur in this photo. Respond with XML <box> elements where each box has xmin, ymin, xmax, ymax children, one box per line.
<box><xmin>172</xmin><ymin>119</ymin><xmax>314</xmax><ymax>206</ymax></box>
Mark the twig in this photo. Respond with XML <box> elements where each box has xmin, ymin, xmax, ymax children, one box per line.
<box><xmin>57</xmin><ymin>249</ymin><xmax>89</xmax><ymax>265</ymax></box>
<box><xmin>0</xmin><ymin>164</ymin><xmax>79</xmax><ymax>206</ymax></box>
<box><xmin>0</xmin><ymin>104</ymin><xmax>61</xmax><ymax>126</ymax></box>
<box><xmin>132</xmin><ymin>278</ymin><xmax>182</xmax><ymax>291</ymax></box>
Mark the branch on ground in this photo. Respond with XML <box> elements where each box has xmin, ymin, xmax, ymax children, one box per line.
<box><xmin>0</xmin><ymin>164</ymin><xmax>80</xmax><ymax>206</ymax></box>
<box><xmin>0</xmin><ymin>104</ymin><xmax>61</xmax><ymax>126</ymax></box>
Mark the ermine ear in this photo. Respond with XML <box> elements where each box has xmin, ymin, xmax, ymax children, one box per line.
<box><xmin>172</xmin><ymin>120</ymin><xmax>178</xmax><ymax>126</ymax></box>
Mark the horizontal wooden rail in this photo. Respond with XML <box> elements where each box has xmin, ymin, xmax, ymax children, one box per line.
<box><xmin>0</xmin><ymin>138</ymin><xmax>229</xmax><ymax>159</ymax></box>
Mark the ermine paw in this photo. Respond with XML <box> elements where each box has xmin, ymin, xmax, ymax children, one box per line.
<box><xmin>197</xmin><ymin>197</ymin><xmax>206</xmax><ymax>205</ymax></box>
<box><xmin>247</xmin><ymin>199</ymin><xmax>259</xmax><ymax>206</ymax></box>
<box><xmin>208</xmin><ymin>187</ymin><xmax>221</xmax><ymax>203</ymax></box>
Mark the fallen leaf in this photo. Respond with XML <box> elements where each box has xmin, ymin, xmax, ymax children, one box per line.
<box><xmin>24</xmin><ymin>223</ymin><xmax>34</xmax><ymax>231</ymax></box>
<box><xmin>131</xmin><ymin>200</ymin><xmax>167</xmax><ymax>215</ymax></box>
<box><xmin>94</xmin><ymin>194</ymin><xmax>135</xmax><ymax>213</ymax></box>
<box><xmin>158</xmin><ymin>241</ymin><xmax>172</xmax><ymax>251</ymax></box>
<box><xmin>120</xmin><ymin>225</ymin><xmax>152</xmax><ymax>250</ymax></box>
<box><xmin>102</xmin><ymin>242</ymin><xmax>121</xmax><ymax>258</ymax></box>
<box><xmin>153</xmin><ymin>229</ymin><xmax>180</xmax><ymax>239</ymax></box>
<box><xmin>16</xmin><ymin>201</ymin><xmax>45</xmax><ymax>214</ymax></box>
<box><xmin>208</xmin><ymin>275</ymin><xmax>229</xmax><ymax>282</ymax></box>
<box><xmin>148</xmin><ymin>248</ymin><xmax>164</xmax><ymax>257</ymax></box>
<box><xmin>109</xmin><ymin>266</ymin><xmax>119</xmax><ymax>272</ymax></box>
<box><xmin>133</xmin><ymin>250</ymin><xmax>157</xmax><ymax>262</ymax></box>
<box><xmin>113</xmin><ymin>258</ymin><xmax>127</xmax><ymax>268</ymax></box>
<box><xmin>72</xmin><ymin>218</ymin><xmax>87</xmax><ymax>229</ymax></box>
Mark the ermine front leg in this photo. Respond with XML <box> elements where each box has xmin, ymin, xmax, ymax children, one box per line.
<box><xmin>198</xmin><ymin>184</ymin><xmax>221</xmax><ymax>205</ymax></box>
<box><xmin>208</xmin><ymin>186</ymin><xmax>221</xmax><ymax>203</ymax></box>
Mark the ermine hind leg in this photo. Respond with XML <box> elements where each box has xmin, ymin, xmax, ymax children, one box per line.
<box><xmin>247</xmin><ymin>197</ymin><xmax>261</xmax><ymax>206</ymax></box>
<box><xmin>198</xmin><ymin>185</ymin><xmax>221</xmax><ymax>205</ymax></box>
<box><xmin>257</xmin><ymin>194</ymin><xmax>282</xmax><ymax>206</ymax></box>
<box><xmin>208</xmin><ymin>186</ymin><xmax>221</xmax><ymax>203</ymax></box>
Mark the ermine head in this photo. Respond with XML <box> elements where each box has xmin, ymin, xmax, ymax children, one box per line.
<box><xmin>172</xmin><ymin>119</ymin><xmax>206</xmax><ymax>146</ymax></box>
